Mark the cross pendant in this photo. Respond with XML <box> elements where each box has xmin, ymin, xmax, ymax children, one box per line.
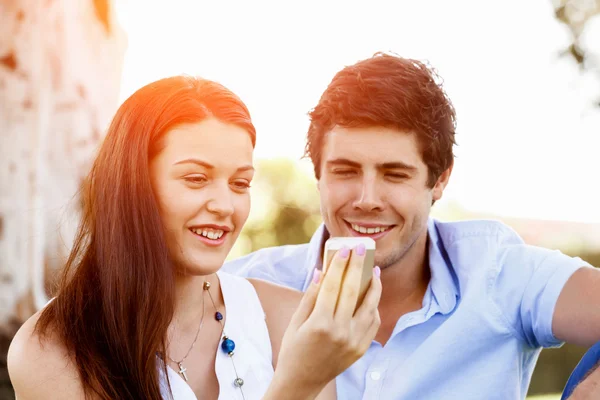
<box><xmin>178</xmin><ymin>362</ymin><xmax>188</xmax><ymax>381</ymax></box>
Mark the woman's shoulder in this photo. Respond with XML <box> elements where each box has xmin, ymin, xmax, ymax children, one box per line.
<box><xmin>246</xmin><ymin>278</ymin><xmax>303</xmax><ymax>367</ymax></box>
<box><xmin>8</xmin><ymin>309</ymin><xmax>85</xmax><ymax>399</ymax></box>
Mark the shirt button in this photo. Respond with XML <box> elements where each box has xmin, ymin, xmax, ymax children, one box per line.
<box><xmin>370</xmin><ymin>371</ymin><xmax>381</xmax><ymax>381</ymax></box>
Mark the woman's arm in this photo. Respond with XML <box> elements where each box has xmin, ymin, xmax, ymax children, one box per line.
<box><xmin>250</xmin><ymin>245</ymin><xmax>382</xmax><ymax>400</ymax></box>
<box><xmin>248</xmin><ymin>278</ymin><xmax>302</xmax><ymax>369</ymax></box>
<box><xmin>250</xmin><ymin>278</ymin><xmax>337</xmax><ymax>400</ymax></box>
<box><xmin>315</xmin><ymin>381</ymin><xmax>337</xmax><ymax>400</ymax></box>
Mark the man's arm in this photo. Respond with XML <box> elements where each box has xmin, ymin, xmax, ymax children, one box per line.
<box><xmin>553</xmin><ymin>267</ymin><xmax>600</xmax><ymax>346</ymax></box>
<box><xmin>492</xmin><ymin>238</ymin><xmax>596</xmax><ymax>349</ymax></box>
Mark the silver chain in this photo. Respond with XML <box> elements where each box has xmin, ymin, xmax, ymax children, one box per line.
<box><xmin>167</xmin><ymin>288</ymin><xmax>205</xmax><ymax>366</ymax></box>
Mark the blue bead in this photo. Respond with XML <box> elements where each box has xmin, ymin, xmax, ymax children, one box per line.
<box><xmin>215</xmin><ymin>312</ymin><xmax>223</xmax><ymax>321</ymax></box>
<box><xmin>221</xmin><ymin>338</ymin><xmax>235</xmax><ymax>353</ymax></box>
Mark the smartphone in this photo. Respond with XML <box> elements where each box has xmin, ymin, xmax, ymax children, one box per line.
<box><xmin>323</xmin><ymin>236</ymin><xmax>376</xmax><ymax>312</ymax></box>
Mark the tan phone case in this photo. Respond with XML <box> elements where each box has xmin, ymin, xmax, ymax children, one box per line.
<box><xmin>323</xmin><ymin>236</ymin><xmax>376</xmax><ymax>312</ymax></box>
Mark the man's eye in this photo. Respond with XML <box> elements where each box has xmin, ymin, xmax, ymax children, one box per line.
<box><xmin>333</xmin><ymin>169</ymin><xmax>356</xmax><ymax>176</ymax></box>
<box><xmin>386</xmin><ymin>173</ymin><xmax>409</xmax><ymax>179</ymax></box>
<box><xmin>232</xmin><ymin>180</ymin><xmax>251</xmax><ymax>190</ymax></box>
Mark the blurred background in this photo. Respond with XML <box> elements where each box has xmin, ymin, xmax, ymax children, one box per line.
<box><xmin>1</xmin><ymin>0</ymin><xmax>599</xmax><ymax>399</ymax></box>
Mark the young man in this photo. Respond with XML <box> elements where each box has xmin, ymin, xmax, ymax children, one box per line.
<box><xmin>222</xmin><ymin>53</ymin><xmax>600</xmax><ymax>399</ymax></box>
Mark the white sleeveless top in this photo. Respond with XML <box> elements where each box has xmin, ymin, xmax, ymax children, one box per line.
<box><xmin>159</xmin><ymin>271</ymin><xmax>274</xmax><ymax>400</ymax></box>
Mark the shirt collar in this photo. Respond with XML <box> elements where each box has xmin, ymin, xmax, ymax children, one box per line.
<box><xmin>426</xmin><ymin>218</ymin><xmax>459</xmax><ymax>315</ymax></box>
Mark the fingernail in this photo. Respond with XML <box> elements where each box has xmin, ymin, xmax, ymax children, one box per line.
<box><xmin>339</xmin><ymin>246</ymin><xmax>350</xmax><ymax>258</ymax></box>
<box><xmin>312</xmin><ymin>269</ymin><xmax>321</xmax><ymax>284</ymax></box>
<box><xmin>374</xmin><ymin>266</ymin><xmax>381</xmax><ymax>278</ymax></box>
<box><xmin>356</xmin><ymin>243</ymin><xmax>366</xmax><ymax>256</ymax></box>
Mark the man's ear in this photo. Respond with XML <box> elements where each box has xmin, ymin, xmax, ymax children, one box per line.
<box><xmin>432</xmin><ymin>160</ymin><xmax>453</xmax><ymax>202</ymax></box>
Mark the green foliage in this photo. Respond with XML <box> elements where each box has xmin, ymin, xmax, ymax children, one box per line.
<box><xmin>228</xmin><ymin>158</ymin><xmax>322</xmax><ymax>260</ymax></box>
<box><xmin>552</xmin><ymin>0</ymin><xmax>600</xmax><ymax>106</ymax></box>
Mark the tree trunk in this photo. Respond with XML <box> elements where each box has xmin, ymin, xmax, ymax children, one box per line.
<box><xmin>0</xmin><ymin>0</ymin><xmax>125</xmax><ymax>396</ymax></box>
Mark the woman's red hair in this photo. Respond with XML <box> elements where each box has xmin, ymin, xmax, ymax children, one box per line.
<box><xmin>35</xmin><ymin>76</ymin><xmax>256</xmax><ymax>399</ymax></box>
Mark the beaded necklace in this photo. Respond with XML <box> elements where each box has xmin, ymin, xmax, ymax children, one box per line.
<box><xmin>204</xmin><ymin>280</ymin><xmax>245</xmax><ymax>399</ymax></box>
<box><xmin>161</xmin><ymin>278</ymin><xmax>246</xmax><ymax>399</ymax></box>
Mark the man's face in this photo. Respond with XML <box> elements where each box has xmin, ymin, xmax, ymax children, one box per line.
<box><xmin>317</xmin><ymin>126</ymin><xmax>451</xmax><ymax>270</ymax></box>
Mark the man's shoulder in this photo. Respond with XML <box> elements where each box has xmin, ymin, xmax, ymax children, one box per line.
<box><xmin>432</xmin><ymin>218</ymin><xmax>573</xmax><ymax>277</ymax></box>
<box><xmin>431</xmin><ymin>218</ymin><xmax>535</xmax><ymax>281</ymax></box>
<box><xmin>434</xmin><ymin>218</ymin><xmax>586</xmax><ymax>268</ymax></box>
<box><xmin>222</xmin><ymin>243</ymin><xmax>313</xmax><ymax>291</ymax></box>
<box><xmin>433</xmin><ymin>218</ymin><xmax>523</xmax><ymax>247</ymax></box>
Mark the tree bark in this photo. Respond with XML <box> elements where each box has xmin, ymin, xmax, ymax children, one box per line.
<box><xmin>0</xmin><ymin>0</ymin><xmax>125</xmax><ymax>348</ymax></box>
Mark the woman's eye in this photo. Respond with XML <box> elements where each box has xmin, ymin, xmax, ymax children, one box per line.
<box><xmin>184</xmin><ymin>175</ymin><xmax>207</xmax><ymax>184</ymax></box>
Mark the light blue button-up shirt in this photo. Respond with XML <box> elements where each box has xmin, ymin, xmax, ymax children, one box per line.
<box><xmin>222</xmin><ymin>218</ymin><xmax>592</xmax><ymax>399</ymax></box>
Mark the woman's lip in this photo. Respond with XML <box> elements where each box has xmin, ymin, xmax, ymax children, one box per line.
<box><xmin>188</xmin><ymin>224</ymin><xmax>232</xmax><ymax>232</ymax></box>
<box><xmin>189</xmin><ymin>229</ymin><xmax>228</xmax><ymax>247</ymax></box>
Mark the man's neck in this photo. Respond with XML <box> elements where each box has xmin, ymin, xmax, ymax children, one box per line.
<box><xmin>375</xmin><ymin>229</ymin><xmax>431</xmax><ymax>345</ymax></box>
<box><xmin>380</xmin><ymin>229</ymin><xmax>430</xmax><ymax>305</ymax></box>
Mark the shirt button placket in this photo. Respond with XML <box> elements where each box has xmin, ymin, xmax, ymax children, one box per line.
<box><xmin>364</xmin><ymin>367</ymin><xmax>385</xmax><ymax>399</ymax></box>
<box><xmin>364</xmin><ymin>354</ymin><xmax>391</xmax><ymax>400</ymax></box>
<box><xmin>370</xmin><ymin>371</ymin><xmax>381</xmax><ymax>381</ymax></box>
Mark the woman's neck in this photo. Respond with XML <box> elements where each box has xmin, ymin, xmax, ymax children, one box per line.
<box><xmin>171</xmin><ymin>272</ymin><xmax>221</xmax><ymax>333</ymax></box>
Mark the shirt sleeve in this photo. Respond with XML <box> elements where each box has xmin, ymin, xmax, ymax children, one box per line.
<box><xmin>492</xmin><ymin>235</ymin><xmax>593</xmax><ymax>349</ymax></box>
<box><xmin>221</xmin><ymin>245</ymin><xmax>311</xmax><ymax>291</ymax></box>
<box><xmin>222</xmin><ymin>249</ymin><xmax>283</xmax><ymax>282</ymax></box>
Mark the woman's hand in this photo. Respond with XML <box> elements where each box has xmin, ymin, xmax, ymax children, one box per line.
<box><xmin>265</xmin><ymin>243</ymin><xmax>382</xmax><ymax>400</ymax></box>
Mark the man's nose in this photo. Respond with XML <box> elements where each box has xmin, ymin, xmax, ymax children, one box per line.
<box><xmin>352</xmin><ymin>177</ymin><xmax>384</xmax><ymax>212</ymax></box>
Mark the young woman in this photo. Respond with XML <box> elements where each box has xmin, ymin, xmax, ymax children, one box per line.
<box><xmin>7</xmin><ymin>76</ymin><xmax>382</xmax><ymax>399</ymax></box>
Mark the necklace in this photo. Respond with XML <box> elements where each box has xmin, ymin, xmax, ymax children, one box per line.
<box><xmin>203</xmin><ymin>280</ymin><xmax>246</xmax><ymax>400</ymax></box>
<box><xmin>166</xmin><ymin>288</ymin><xmax>205</xmax><ymax>382</ymax></box>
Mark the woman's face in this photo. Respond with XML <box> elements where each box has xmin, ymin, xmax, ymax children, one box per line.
<box><xmin>150</xmin><ymin>118</ymin><xmax>254</xmax><ymax>275</ymax></box>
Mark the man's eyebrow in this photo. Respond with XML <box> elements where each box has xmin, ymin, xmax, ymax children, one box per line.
<box><xmin>378</xmin><ymin>161</ymin><xmax>418</xmax><ymax>171</ymax></box>
<box><xmin>326</xmin><ymin>158</ymin><xmax>361</xmax><ymax>168</ymax></box>
<box><xmin>326</xmin><ymin>158</ymin><xmax>417</xmax><ymax>171</ymax></box>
